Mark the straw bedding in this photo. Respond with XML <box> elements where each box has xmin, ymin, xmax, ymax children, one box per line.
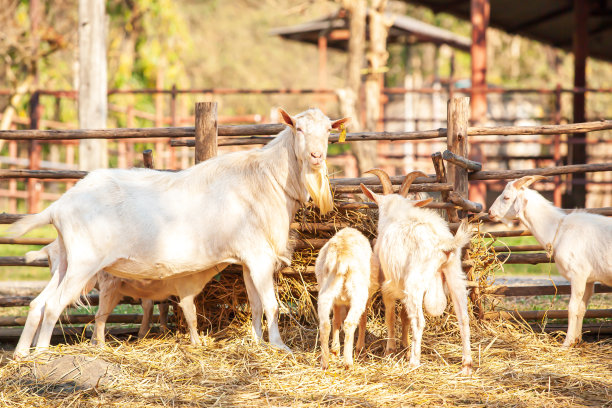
<box><xmin>0</xmin><ymin>203</ymin><xmax>610</xmax><ymax>407</ymax></box>
<box><xmin>1</xmin><ymin>318</ymin><xmax>610</xmax><ymax>407</ymax></box>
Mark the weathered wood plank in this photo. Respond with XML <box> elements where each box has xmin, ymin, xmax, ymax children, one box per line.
<box><xmin>332</xmin><ymin>182</ymin><xmax>453</xmax><ymax>194</ymax></box>
<box><xmin>486</xmin><ymin>283</ymin><xmax>612</xmax><ymax>297</ymax></box>
<box><xmin>0</xmin><ymin>313</ymin><xmax>160</xmax><ymax>327</ymax></box>
<box><xmin>467</xmin><ymin>120</ymin><xmax>612</xmax><ymax>136</ymax></box>
<box><xmin>195</xmin><ymin>102</ymin><xmax>218</xmax><ymax>164</ymax></box>
<box><xmin>469</xmin><ymin>163</ymin><xmax>612</xmax><ymax>181</ymax></box>
<box><xmin>484</xmin><ymin>309</ymin><xmax>612</xmax><ymax>321</ymax></box>
<box><xmin>442</xmin><ymin>149</ymin><xmax>482</xmax><ymax>171</ymax></box>
<box><xmin>446</xmin><ymin>97</ymin><xmax>470</xmax><ymax>200</ymax></box>
<box><xmin>448</xmin><ymin>191</ymin><xmax>483</xmax><ymax>213</ymax></box>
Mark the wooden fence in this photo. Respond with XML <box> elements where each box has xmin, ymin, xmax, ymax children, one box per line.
<box><xmin>0</xmin><ymin>98</ymin><xmax>611</xmax><ymax>340</ymax></box>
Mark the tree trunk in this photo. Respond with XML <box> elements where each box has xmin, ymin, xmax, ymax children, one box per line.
<box><xmin>341</xmin><ymin>0</ymin><xmax>377</xmax><ymax>174</ymax></box>
<box><xmin>78</xmin><ymin>0</ymin><xmax>108</xmax><ymax>170</ymax></box>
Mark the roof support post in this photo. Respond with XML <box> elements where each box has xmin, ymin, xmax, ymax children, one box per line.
<box><xmin>568</xmin><ymin>0</ymin><xmax>588</xmax><ymax>207</ymax></box>
<box><xmin>470</xmin><ymin>0</ymin><xmax>489</xmax><ymax>125</ymax></box>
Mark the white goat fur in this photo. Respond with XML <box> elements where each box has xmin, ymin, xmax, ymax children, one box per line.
<box><xmin>26</xmin><ymin>242</ymin><xmax>176</xmax><ymax>345</ymax></box>
<box><xmin>361</xmin><ymin>179</ymin><xmax>473</xmax><ymax>375</ymax></box>
<box><xmin>9</xmin><ymin>108</ymin><xmax>347</xmax><ymax>358</ymax></box>
<box><xmin>315</xmin><ymin>227</ymin><xmax>379</xmax><ymax>369</ymax></box>
<box><xmin>489</xmin><ymin>176</ymin><xmax>612</xmax><ymax>347</ymax></box>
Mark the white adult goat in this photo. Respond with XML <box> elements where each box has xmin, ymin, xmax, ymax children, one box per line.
<box><xmin>360</xmin><ymin>169</ymin><xmax>473</xmax><ymax>375</ymax></box>
<box><xmin>488</xmin><ymin>175</ymin><xmax>612</xmax><ymax>347</ymax></box>
<box><xmin>315</xmin><ymin>227</ymin><xmax>379</xmax><ymax>369</ymax></box>
<box><xmin>9</xmin><ymin>108</ymin><xmax>347</xmax><ymax>359</ymax></box>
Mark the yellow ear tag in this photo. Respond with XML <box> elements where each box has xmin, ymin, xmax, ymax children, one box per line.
<box><xmin>338</xmin><ymin>123</ymin><xmax>347</xmax><ymax>142</ymax></box>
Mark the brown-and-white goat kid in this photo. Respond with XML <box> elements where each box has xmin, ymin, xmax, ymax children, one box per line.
<box><xmin>315</xmin><ymin>227</ymin><xmax>379</xmax><ymax>369</ymax></box>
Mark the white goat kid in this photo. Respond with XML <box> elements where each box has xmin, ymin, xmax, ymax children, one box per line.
<box><xmin>9</xmin><ymin>108</ymin><xmax>347</xmax><ymax>359</ymax></box>
<box><xmin>24</xmin><ymin>242</ymin><xmax>173</xmax><ymax>345</ymax></box>
<box><xmin>360</xmin><ymin>169</ymin><xmax>473</xmax><ymax>375</ymax></box>
<box><xmin>488</xmin><ymin>175</ymin><xmax>612</xmax><ymax>347</ymax></box>
<box><xmin>315</xmin><ymin>227</ymin><xmax>378</xmax><ymax>369</ymax></box>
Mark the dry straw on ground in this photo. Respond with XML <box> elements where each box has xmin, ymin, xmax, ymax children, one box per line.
<box><xmin>1</xmin><ymin>203</ymin><xmax>610</xmax><ymax>407</ymax></box>
<box><xmin>1</xmin><ymin>317</ymin><xmax>610</xmax><ymax>407</ymax></box>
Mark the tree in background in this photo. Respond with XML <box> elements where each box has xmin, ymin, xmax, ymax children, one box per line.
<box><xmin>0</xmin><ymin>0</ymin><xmax>75</xmax><ymax>131</ymax></box>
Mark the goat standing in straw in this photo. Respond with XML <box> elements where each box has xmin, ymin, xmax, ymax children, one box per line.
<box><xmin>360</xmin><ymin>169</ymin><xmax>473</xmax><ymax>375</ymax></box>
<box><xmin>488</xmin><ymin>175</ymin><xmax>612</xmax><ymax>347</ymax></box>
<box><xmin>9</xmin><ymin>108</ymin><xmax>348</xmax><ymax>359</ymax></box>
<box><xmin>315</xmin><ymin>227</ymin><xmax>379</xmax><ymax>369</ymax></box>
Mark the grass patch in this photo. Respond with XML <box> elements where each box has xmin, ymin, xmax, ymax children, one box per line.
<box><xmin>486</xmin><ymin>235</ymin><xmax>560</xmax><ymax>276</ymax></box>
<box><xmin>0</xmin><ymin>224</ymin><xmax>56</xmax><ymax>281</ymax></box>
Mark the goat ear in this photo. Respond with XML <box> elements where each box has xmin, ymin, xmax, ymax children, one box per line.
<box><xmin>514</xmin><ymin>175</ymin><xmax>547</xmax><ymax>190</ymax></box>
<box><xmin>278</xmin><ymin>108</ymin><xmax>295</xmax><ymax>128</ymax></box>
<box><xmin>331</xmin><ymin>117</ymin><xmax>350</xmax><ymax>129</ymax></box>
<box><xmin>414</xmin><ymin>197</ymin><xmax>433</xmax><ymax>207</ymax></box>
<box><xmin>359</xmin><ymin>183</ymin><xmax>379</xmax><ymax>204</ymax></box>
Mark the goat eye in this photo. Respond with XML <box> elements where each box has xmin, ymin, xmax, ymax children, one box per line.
<box><xmin>296</xmin><ymin>127</ymin><xmax>303</xmax><ymax>133</ymax></box>
<box><xmin>503</xmin><ymin>197</ymin><xmax>509</xmax><ymax>201</ymax></box>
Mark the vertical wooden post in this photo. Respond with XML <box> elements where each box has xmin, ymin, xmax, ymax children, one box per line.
<box><xmin>470</xmin><ymin>0</ymin><xmax>489</xmax><ymax>124</ymax></box>
<box><xmin>78</xmin><ymin>0</ymin><xmax>108</xmax><ymax>171</ymax></box>
<box><xmin>155</xmin><ymin>70</ymin><xmax>164</xmax><ymax>168</ymax></box>
<box><xmin>318</xmin><ymin>35</ymin><xmax>327</xmax><ymax>90</ymax></box>
<box><xmin>446</xmin><ymin>97</ymin><xmax>470</xmax><ymax>201</ymax></box>
<box><xmin>553</xmin><ymin>83</ymin><xmax>562</xmax><ymax>206</ymax></box>
<box><xmin>28</xmin><ymin>91</ymin><xmax>42</xmax><ymax>213</ymax></box>
<box><xmin>447</xmin><ymin>96</ymin><xmax>479</xmax><ymax>318</ymax></box>
<box><xmin>143</xmin><ymin>149</ymin><xmax>154</xmax><ymax>169</ymax></box>
<box><xmin>570</xmin><ymin>0</ymin><xmax>588</xmax><ymax>207</ymax></box>
<box><xmin>8</xmin><ymin>140</ymin><xmax>17</xmax><ymax>213</ymax></box>
<box><xmin>194</xmin><ymin>102</ymin><xmax>218</xmax><ymax>163</ymax></box>
<box><xmin>449</xmin><ymin>51</ymin><xmax>455</xmax><ymax>102</ymax></box>
<box><xmin>169</xmin><ymin>84</ymin><xmax>177</xmax><ymax>169</ymax></box>
<box><xmin>170</xmin><ymin>84</ymin><xmax>177</xmax><ymax>127</ymax></box>
<box><xmin>431</xmin><ymin>152</ymin><xmax>459</xmax><ymax>223</ymax></box>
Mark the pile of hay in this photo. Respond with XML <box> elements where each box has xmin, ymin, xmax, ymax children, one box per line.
<box><xmin>1</xmin><ymin>316</ymin><xmax>610</xmax><ymax>407</ymax></box>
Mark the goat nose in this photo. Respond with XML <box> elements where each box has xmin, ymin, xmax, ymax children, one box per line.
<box><xmin>311</xmin><ymin>152</ymin><xmax>322</xmax><ymax>159</ymax></box>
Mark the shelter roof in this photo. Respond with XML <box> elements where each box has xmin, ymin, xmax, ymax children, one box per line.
<box><xmin>270</xmin><ymin>9</ymin><xmax>471</xmax><ymax>52</ymax></box>
<box><xmin>403</xmin><ymin>0</ymin><xmax>612</xmax><ymax>62</ymax></box>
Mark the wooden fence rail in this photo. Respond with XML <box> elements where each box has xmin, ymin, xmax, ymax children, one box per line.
<box><xmin>0</xmin><ymin>98</ymin><xmax>610</xmax><ymax>341</ymax></box>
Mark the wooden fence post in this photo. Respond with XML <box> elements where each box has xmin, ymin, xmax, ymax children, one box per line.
<box><xmin>28</xmin><ymin>91</ymin><xmax>42</xmax><ymax>213</ymax></box>
<box><xmin>446</xmin><ymin>96</ymin><xmax>470</xmax><ymax>202</ymax></box>
<box><xmin>446</xmin><ymin>96</ymin><xmax>482</xmax><ymax>318</ymax></box>
<box><xmin>143</xmin><ymin>149</ymin><xmax>154</xmax><ymax>169</ymax></box>
<box><xmin>194</xmin><ymin>102</ymin><xmax>218</xmax><ymax>163</ymax></box>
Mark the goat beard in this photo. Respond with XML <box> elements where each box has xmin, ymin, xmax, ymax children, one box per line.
<box><xmin>304</xmin><ymin>164</ymin><xmax>333</xmax><ymax>215</ymax></box>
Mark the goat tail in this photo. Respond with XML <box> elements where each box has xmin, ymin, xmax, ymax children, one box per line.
<box><xmin>7</xmin><ymin>207</ymin><xmax>53</xmax><ymax>238</ymax></box>
<box><xmin>424</xmin><ymin>271</ymin><xmax>447</xmax><ymax>316</ymax></box>
<box><xmin>452</xmin><ymin>220</ymin><xmax>473</xmax><ymax>250</ymax></box>
<box><xmin>441</xmin><ymin>220</ymin><xmax>473</xmax><ymax>253</ymax></box>
<box><xmin>24</xmin><ymin>247</ymin><xmax>48</xmax><ymax>263</ymax></box>
<box><xmin>328</xmin><ymin>256</ymin><xmax>352</xmax><ymax>279</ymax></box>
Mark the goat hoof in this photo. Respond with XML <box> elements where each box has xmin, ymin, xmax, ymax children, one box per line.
<box><xmin>460</xmin><ymin>364</ymin><xmax>473</xmax><ymax>376</ymax></box>
<box><xmin>13</xmin><ymin>351</ymin><xmax>28</xmax><ymax>361</ymax></box>
<box><xmin>384</xmin><ymin>348</ymin><xmax>396</xmax><ymax>357</ymax></box>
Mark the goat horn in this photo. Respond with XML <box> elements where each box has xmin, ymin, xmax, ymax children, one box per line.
<box><xmin>399</xmin><ymin>171</ymin><xmax>427</xmax><ymax>197</ymax></box>
<box><xmin>364</xmin><ymin>168</ymin><xmax>393</xmax><ymax>195</ymax></box>
<box><xmin>513</xmin><ymin>175</ymin><xmax>548</xmax><ymax>190</ymax></box>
